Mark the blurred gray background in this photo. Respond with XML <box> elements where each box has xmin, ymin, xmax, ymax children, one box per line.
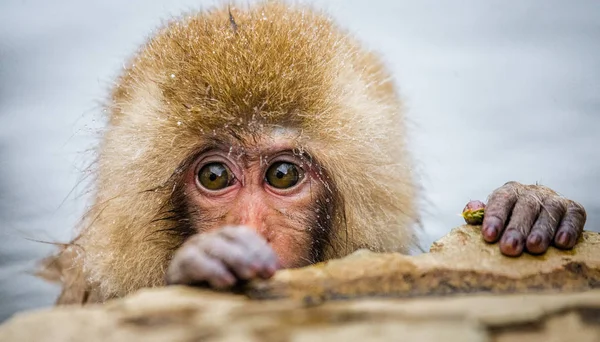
<box><xmin>1</xmin><ymin>0</ymin><xmax>599</xmax><ymax>322</ymax></box>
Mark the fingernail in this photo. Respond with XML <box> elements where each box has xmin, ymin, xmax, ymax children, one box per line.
<box><xmin>482</xmin><ymin>223</ymin><xmax>498</xmax><ymax>241</ymax></box>
<box><xmin>214</xmin><ymin>275</ymin><xmax>234</xmax><ymax>289</ymax></box>
<box><xmin>482</xmin><ymin>215</ymin><xmax>503</xmax><ymax>235</ymax></box>
<box><xmin>528</xmin><ymin>234</ymin><xmax>542</xmax><ymax>246</ymax></box>
<box><xmin>500</xmin><ymin>231</ymin><xmax>524</xmax><ymax>256</ymax></box>
<box><xmin>506</xmin><ymin>236</ymin><xmax>519</xmax><ymax>250</ymax></box>
<box><xmin>250</xmin><ymin>261</ymin><xmax>261</xmax><ymax>272</ymax></box>
<box><xmin>266</xmin><ymin>265</ymin><xmax>278</xmax><ymax>276</ymax></box>
<box><xmin>556</xmin><ymin>231</ymin><xmax>573</xmax><ymax>247</ymax></box>
<box><xmin>482</xmin><ymin>217</ymin><xmax>502</xmax><ymax>242</ymax></box>
<box><xmin>242</xmin><ymin>268</ymin><xmax>256</xmax><ymax>279</ymax></box>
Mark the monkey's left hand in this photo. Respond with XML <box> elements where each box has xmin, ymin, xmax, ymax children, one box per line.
<box><xmin>480</xmin><ymin>181</ymin><xmax>586</xmax><ymax>256</ymax></box>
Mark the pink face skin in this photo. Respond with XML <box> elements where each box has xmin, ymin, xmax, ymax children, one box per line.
<box><xmin>183</xmin><ymin>137</ymin><xmax>323</xmax><ymax>269</ymax></box>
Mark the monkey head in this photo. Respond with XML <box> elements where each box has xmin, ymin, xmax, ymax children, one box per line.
<box><xmin>58</xmin><ymin>2</ymin><xmax>419</xmax><ymax>300</ymax></box>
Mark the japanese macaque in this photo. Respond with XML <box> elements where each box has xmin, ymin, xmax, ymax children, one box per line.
<box><xmin>42</xmin><ymin>2</ymin><xmax>587</xmax><ymax>304</ymax></box>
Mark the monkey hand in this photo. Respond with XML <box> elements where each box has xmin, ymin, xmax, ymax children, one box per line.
<box><xmin>480</xmin><ymin>181</ymin><xmax>586</xmax><ymax>257</ymax></box>
<box><xmin>165</xmin><ymin>226</ymin><xmax>279</xmax><ymax>289</ymax></box>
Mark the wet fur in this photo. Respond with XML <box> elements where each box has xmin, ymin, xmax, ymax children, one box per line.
<box><xmin>42</xmin><ymin>1</ymin><xmax>419</xmax><ymax>304</ymax></box>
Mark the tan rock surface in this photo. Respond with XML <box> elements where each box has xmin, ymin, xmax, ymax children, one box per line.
<box><xmin>1</xmin><ymin>287</ymin><xmax>599</xmax><ymax>342</ymax></box>
<box><xmin>246</xmin><ymin>225</ymin><xmax>600</xmax><ymax>301</ymax></box>
<box><xmin>1</xmin><ymin>225</ymin><xmax>599</xmax><ymax>342</ymax></box>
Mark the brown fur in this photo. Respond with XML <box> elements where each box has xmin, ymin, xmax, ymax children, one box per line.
<box><xmin>43</xmin><ymin>1</ymin><xmax>419</xmax><ymax>304</ymax></box>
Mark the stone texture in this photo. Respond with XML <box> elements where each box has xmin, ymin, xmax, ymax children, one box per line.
<box><xmin>1</xmin><ymin>287</ymin><xmax>599</xmax><ymax>342</ymax></box>
<box><xmin>245</xmin><ymin>225</ymin><xmax>600</xmax><ymax>302</ymax></box>
<box><xmin>1</xmin><ymin>225</ymin><xmax>599</xmax><ymax>342</ymax></box>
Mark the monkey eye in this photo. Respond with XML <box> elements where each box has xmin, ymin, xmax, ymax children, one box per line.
<box><xmin>265</xmin><ymin>161</ymin><xmax>301</xmax><ymax>189</ymax></box>
<box><xmin>197</xmin><ymin>162</ymin><xmax>233</xmax><ymax>191</ymax></box>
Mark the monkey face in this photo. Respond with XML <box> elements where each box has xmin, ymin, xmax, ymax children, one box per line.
<box><xmin>180</xmin><ymin>132</ymin><xmax>330</xmax><ymax>269</ymax></box>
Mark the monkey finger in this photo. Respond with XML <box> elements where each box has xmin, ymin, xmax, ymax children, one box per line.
<box><xmin>233</xmin><ymin>238</ymin><xmax>278</xmax><ymax>280</ymax></box>
<box><xmin>192</xmin><ymin>255</ymin><xmax>238</xmax><ymax>289</ymax></box>
<box><xmin>554</xmin><ymin>201</ymin><xmax>587</xmax><ymax>249</ymax></box>
<box><xmin>500</xmin><ymin>195</ymin><xmax>541</xmax><ymax>256</ymax></box>
<box><xmin>252</xmin><ymin>247</ymin><xmax>279</xmax><ymax>279</ymax></box>
<box><xmin>481</xmin><ymin>182</ymin><xmax>520</xmax><ymax>243</ymax></box>
<box><xmin>201</xmin><ymin>235</ymin><xmax>261</xmax><ymax>280</ymax></box>
<box><xmin>525</xmin><ymin>198</ymin><xmax>566</xmax><ymax>254</ymax></box>
<box><xmin>238</xmin><ymin>233</ymin><xmax>279</xmax><ymax>279</ymax></box>
<box><xmin>166</xmin><ymin>248</ymin><xmax>236</xmax><ymax>288</ymax></box>
<box><xmin>220</xmin><ymin>225</ymin><xmax>267</xmax><ymax>248</ymax></box>
<box><xmin>218</xmin><ymin>226</ymin><xmax>278</xmax><ymax>278</ymax></box>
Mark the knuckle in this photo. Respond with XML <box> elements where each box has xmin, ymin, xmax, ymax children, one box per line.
<box><xmin>239</xmin><ymin>226</ymin><xmax>260</xmax><ymax>238</ymax></box>
<box><xmin>488</xmin><ymin>188</ymin><xmax>511</xmax><ymax>201</ymax></box>
<box><xmin>504</xmin><ymin>224</ymin><xmax>521</xmax><ymax>234</ymax></box>
<box><xmin>220</xmin><ymin>225</ymin><xmax>255</xmax><ymax>240</ymax></box>
<box><xmin>204</xmin><ymin>242</ymin><xmax>233</xmax><ymax>261</ymax></box>
<box><xmin>207</xmin><ymin>262</ymin><xmax>227</xmax><ymax>277</ymax></box>
<box><xmin>221</xmin><ymin>225</ymin><xmax>248</xmax><ymax>235</ymax></box>
<box><xmin>536</xmin><ymin>216</ymin><xmax>560</xmax><ymax>231</ymax></box>
<box><xmin>569</xmin><ymin>201</ymin><xmax>586</xmax><ymax>218</ymax></box>
<box><xmin>484</xmin><ymin>202</ymin><xmax>507</xmax><ymax>217</ymax></box>
<box><xmin>531</xmin><ymin>224</ymin><xmax>553</xmax><ymax>236</ymax></box>
<box><xmin>165</xmin><ymin>270</ymin><xmax>181</xmax><ymax>284</ymax></box>
<box><xmin>530</xmin><ymin>184</ymin><xmax>557</xmax><ymax>196</ymax></box>
<box><xmin>260</xmin><ymin>247</ymin><xmax>278</xmax><ymax>264</ymax></box>
<box><xmin>219</xmin><ymin>225</ymin><xmax>237</xmax><ymax>236</ymax></box>
<box><xmin>543</xmin><ymin>196</ymin><xmax>564</xmax><ymax>209</ymax></box>
<box><xmin>165</xmin><ymin>259</ymin><xmax>180</xmax><ymax>280</ymax></box>
<box><xmin>255</xmin><ymin>246</ymin><xmax>274</xmax><ymax>261</ymax></box>
<box><xmin>482</xmin><ymin>211</ymin><xmax>504</xmax><ymax>221</ymax></box>
<box><xmin>183</xmin><ymin>233</ymin><xmax>207</xmax><ymax>248</ymax></box>
<box><xmin>502</xmin><ymin>181</ymin><xmax>521</xmax><ymax>187</ymax></box>
<box><xmin>177</xmin><ymin>247</ymin><xmax>202</xmax><ymax>269</ymax></box>
<box><xmin>532</xmin><ymin>215</ymin><xmax>557</xmax><ymax>233</ymax></box>
<box><xmin>235</xmin><ymin>228</ymin><xmax>264</xmax><ymax>245</ymax></box>
<box><xmin>229</xmin><ymin>250</ymin><xmax>251</xmax><ymax>267</ymax></box>
<box><xmin>560</xmin><ymin>220</ymin><xmax>577</xmax><ymax>231</ymax></box>
<box><xmin>508</xmin><ymin>228</ymin><xmax>525</xmax><ymax>239</ymax></box>
<box><xmin>540</xmin><ymin>198</ymin><xmax>566</xmax><ymax>219</ymax></box>
<box><xmin>500</xmin><ymin>181</ymin><xmax>524</xmax><ymax>194</ymax></box>
<box><xmin>487</xmin><ymin>188</ymin><xmax>518</xmax><ymax>206</ymax></box>
<box><xmin>245</xmin><ymin>245</ymin><xmax>265</xmax><ymax>262</ymax></box>
<box><xmin>518</xmin><ymin>196</ymin><xmax>540</xmax><ymax>210</ymax></box>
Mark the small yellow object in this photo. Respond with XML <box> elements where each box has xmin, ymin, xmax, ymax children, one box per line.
<box><xmin>462</xmin><ymin>208</ymin><xmax>485</xmax><ymax>225</ymax></box>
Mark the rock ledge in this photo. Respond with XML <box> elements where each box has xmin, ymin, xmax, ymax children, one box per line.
<box><xmin>1</xmin><ymin>225</ymin><xmax>598</xmax><ymax>342</ymax></box>
<box><xmin>246</xmin><ymin>225</ymin><xmax>600</xmax><ymax>302</ymax></box>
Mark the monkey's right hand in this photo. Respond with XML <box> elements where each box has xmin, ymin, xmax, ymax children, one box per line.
<box><xmin>165</xmin><ymin>226</ymin><xmax>279</xmax><ymax>289</ymax></box>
